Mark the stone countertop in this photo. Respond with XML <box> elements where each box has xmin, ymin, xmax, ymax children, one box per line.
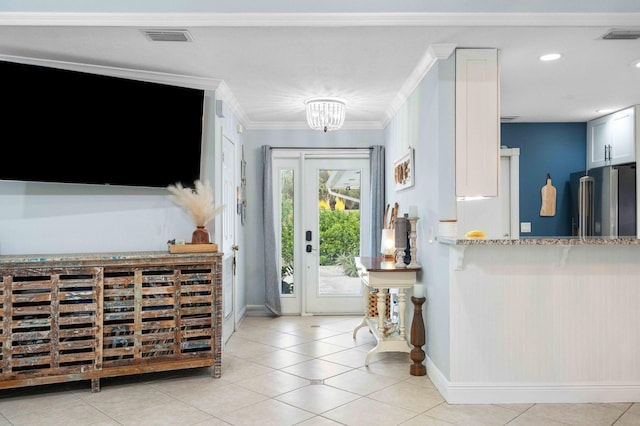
<box><xmin>437</xmin><ymin>236</ymin><xmax>640</xmax><ymax>246</ymax></box>
<box><xmin>0</xmin><ymin>250</ymin><xmax>222</xmax><ymax>266</ymax></box>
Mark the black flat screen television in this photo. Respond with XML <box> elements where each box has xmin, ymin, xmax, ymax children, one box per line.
<box><xmin>1</xmin><ymin>60</ymin><xmax>205</xmax><ymax>188</ymax></box>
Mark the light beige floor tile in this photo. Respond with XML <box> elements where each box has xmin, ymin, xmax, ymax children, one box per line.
<box><xmin>217</xmin><ymin>398</ymin><xmax>315</xmax><ymax>426</ymax></box>
<box><xmin>114</xmin><ymin>399</ymin><xmax>213</xmax><ymax>426</ymax></box>
<box><xmin>246</xmin><ymin>348</ymin><xmax>313</xmax><ymax>369</ymax></box>
<box><xmin>234</xmin><ymin>328</ymin><xmax>311</xmax><ymax>348</ymax></box>
<box><xmin>287</xmin><ymin>341</ymin><xmax>347</xmax><ymax>357</ymax></box>
<box><xmin>80</xmin><ymin>383</ymin><xmax>176</xmax><ymax>420</ymax></box>
<box><xmin>176</xmin><ymin>383</ymin><xmax>269</xmax><ymax>417</ymax></box>
<box><xmin>318</xmin><ymin>331</ymin><xmax>376</xmax><ymax>349</ymax></box>
<box><xmin>321</xmin><ymin>317</ymin><xmax>372</xmax><ymax>332</ymax></box>
<box><xmin>507</xmin><ymin>411</ymin><xmax>576</xmax><ymax>425</ymax></box>
<box><xmin>615</xmin><ymin>411</ymin><xmax>640</xmax><ymax>426</ymax></box>
<box><xmin>235</xmin><ymin>316</ymin><xmax>274</xmax><ymax>328</ymax></box>
<box><xmin>398</xmin><ymin>413</ymin><xmax>459</xmax><ymax>425</ymax></box>
<box><xmin>222</xmin><ymin>337</ymin><xmax>279</xmax><ymax>359</ymax></box>
<box><xmin>192</xmin><ymin>417</ymin><xmax>233</xmax><ymax>425</ymax></box>
<box><xmin>9</xmin><ymin>399</ymin><xmax>115</xmax><ymax>426</ymax></box>
<box><xmin>286</xmin><ymin>326</ymin><xmax>345</xmax><ymax>340</ymax></box>
<box><xmin>234</xmin><ymin>370</ymin><xmax>311</xmax><ymax>397</ymax></box>
<box><xmin>281</xmin><ymin>359</ymin><xmax>353</xmax><ymax>381</ymax></box>
<box><xmin>324</xmin><ymin>369</ymin><xmax>400</xmax><ymax>396</ymax></box>
<box><xmin>627</xmin><ymin>403</ymin><xmax>640</xmax><ymax>414</ymax></box>
<box><xmin>424</xmin><ymin>403</ymin><xmax>521</xmax><ymax>426</ymax></box>
<box><xmin>259</xmin><ymin>318</ymin><xmax>311</xmax><ymax>333</ymax></box>
<box><xmin>526</xmin><ymin>403</ymin><xmax>631</xmax><ymax>426</ymax></box>
<box><xmin>0</xmin><ymin>388</ymin><xmax>83</xmax><ymax>419</ymax></box>
<box><xmin>494</xmin><ymin>403</ymin><xmax>534</xmax><ymax>413</ymax></box>
<box><xmin>403</xmin><ymin>375</ymin><xmax>440</xmax><ymax>391</ymax></box>
<box><xmin>275</xmin><ymin>384</ymin><xmax>360</xmax><ymax>414</ymax></box>
<box><xmin>351</xmin><ymin>340</ymin><xmax>378</xmax><ymax>353</ymax></box>
<box><xmin>296</xmin><ymin>416</ymin><xmax>345</xmax><ymax>425</ymax></box>
<box><xmin>367</xmin><ymin>381</ymin><xmax>445</xmax><ymax>413</ymax></box>
<box><xmin>217</xmin><ymin>354</ymin><xmax>275</xmax><ymax>382</ymax></box>
<box><xmin>323</xmin><ymin>396</ymin><xmax>417</xmax><ymax>426</ymax></box>
<box><xmin>319</xmin><ymin>347</ymin><xmax>373</xmax><ymax>368</ymax></box>
<box><xmin>361</xmin><ymin>357</ymin><xmax>414</xmax><ymax>379</ymax></box>
<box><xmin>148</xmin><ymin>373</ymin><xmax>233</xmax><ymax>397</ymax></box>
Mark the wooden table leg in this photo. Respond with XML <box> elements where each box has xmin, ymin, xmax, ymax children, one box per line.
<box><xmin>410</xmin><ymin>296</ymin><xmax>427</xmax><ymax>376</ymax></box>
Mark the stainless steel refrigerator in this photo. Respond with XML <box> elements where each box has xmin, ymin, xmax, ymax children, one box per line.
<box><xmin>570</xmin><ymin>163</ymin><xmax>636</xmax><ymax>237</ymax></box>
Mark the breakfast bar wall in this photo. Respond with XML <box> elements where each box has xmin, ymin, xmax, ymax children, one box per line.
<box><xmin>0</xmin><ymin>251</ymin><xmax>222</xmax><ymax>392</ymax></box>
<box><xmin>433</xmin><ymin>238</ymin><xmax>640</xmax><ymax>403</ymax></box>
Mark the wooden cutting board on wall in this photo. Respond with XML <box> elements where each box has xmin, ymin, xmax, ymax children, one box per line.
<box><xmin>540</xmin><ymin>175</ymin><xmax>556</xmax><ymax>217</ymax></box>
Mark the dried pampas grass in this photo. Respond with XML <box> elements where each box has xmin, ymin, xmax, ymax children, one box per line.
<box><xmin>167</xmin><ymin>179</ymin><xmax>224</xmax><ymax>226</ymax></box>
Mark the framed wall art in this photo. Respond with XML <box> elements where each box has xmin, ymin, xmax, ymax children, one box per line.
<box><xmin>394</xmin><ymin>148</ymin><xmax>414</xmax><ymax>191</ymax></box>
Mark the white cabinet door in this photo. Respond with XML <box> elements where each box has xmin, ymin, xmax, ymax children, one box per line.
<box><xmin>587</xmin><ymin>106</ymin><xmax>636</xmax><ymax>170</ymax></box>
<box><xmin>455</xmin><ymin>48</ymin><xmax>500</xmax><ymax>198</ymax></box>
<box><xmin>587</xmin><ymin>115</ymin><xmax>610</xmax><ymax>169</ymax></box>
<box><xmin>610</xmin><ymin>107</ymin><xmax>635</xmax><ymax>165</ymax></box>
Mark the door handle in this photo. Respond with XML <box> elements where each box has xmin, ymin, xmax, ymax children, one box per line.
<box><xmin>232</xmin><ymin>245</ymin><xmax>239</xmax><ymax>251</ymax></box>
<box><xmin>306</xmin><ymin>244</ymin><xmax>312</xmax><ymax>253</ymax></box>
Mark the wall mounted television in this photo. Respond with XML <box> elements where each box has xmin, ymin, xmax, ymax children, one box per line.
<box><xmin>1</xmin><ymin>60</ymin><xmax>205</xmax><ymax>188</ymax></box>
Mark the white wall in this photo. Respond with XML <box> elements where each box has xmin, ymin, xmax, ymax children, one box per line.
<box><xmin>383</xmin><ymin>56</ymin><xmax>456</xmax><ymax>379</ymax></box>
<box><xmin>0</xmin><ymin>90</ymin><xmax>218</xmax><ymax>255</ymax></box>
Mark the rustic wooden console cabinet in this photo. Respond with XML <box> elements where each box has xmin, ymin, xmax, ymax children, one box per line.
<box><xmin>0</xmin><ymin>251</ymin><xmax>222</xmax><ymax>392</ymax></box>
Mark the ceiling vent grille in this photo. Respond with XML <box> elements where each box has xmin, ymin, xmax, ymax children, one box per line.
<box><xmin>143</xmin><ymin>29</ymin><xmax>192</xmax><ymax>42</ymax></box>
<box><xmin>500</xmin><ymin>116</ymin><xmax>519</xmax><ymax>122</ymax></box>
<box><xmin>601</xmin><ymin>30</ymin><xmax>640</xmax><ymax>40</ymax></box>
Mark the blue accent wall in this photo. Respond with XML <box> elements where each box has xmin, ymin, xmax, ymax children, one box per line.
<box><xmin>501</xmin><ymin>123</ymin><xmax>586</xmax><ymax>236</ymax></box>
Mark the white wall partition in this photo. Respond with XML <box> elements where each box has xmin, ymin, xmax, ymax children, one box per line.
<box><xmin>435</xmin><ymin>243</ymin><xmax>640</xmax><ymax>403</ymax></box>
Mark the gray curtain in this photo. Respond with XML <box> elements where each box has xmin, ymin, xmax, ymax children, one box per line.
<box><xmin>262</xmin><ymin>145</ymin><xmax>281</xmax><ymax>316</ymax></box>
<box><xmin>369</xmin><ymin>145</ymin><xmax>385</xmax><ymax>257</ymax></box>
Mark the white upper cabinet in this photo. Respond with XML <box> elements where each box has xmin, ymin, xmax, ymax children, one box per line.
<box><xmin>587</xmin><ymin>106</ymin><xmax>636</xmax><ymax>170</ymax></box>
<box><xmin>455</xmin><ymin>48</ymin><xmax>500</xmax><ymax>198</ymax></box>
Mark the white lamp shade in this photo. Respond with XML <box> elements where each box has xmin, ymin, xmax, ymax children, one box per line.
<box><xmin>305</xmin><ymin>98</ymin><xmax>346</xmax><ymax>132</ymax></box>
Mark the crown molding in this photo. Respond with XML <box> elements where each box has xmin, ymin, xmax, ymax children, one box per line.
<box><xmin>2</xmin><ymin>12</ymin><xmax>640</xmax><ymax>27</ymax></box>
<box><xmin>0</xmin><ymin>54</ymin><xmax>222</xmax><ymax>91</ymax></box>
<box><xmin>382</xmin><ymin>43</ymin><xmax>456</xmax><ymax>128</ymax></box>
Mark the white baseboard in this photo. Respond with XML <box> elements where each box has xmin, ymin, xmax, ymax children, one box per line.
<box><xmin>245</xmin><ymin>304</ymin><xmax>273</xmax><ymax>316</ymax></box>
<box><xmin>426</xmin><ymin>356</ymin><xmax>640</xmax><ymax>404</ymax></box>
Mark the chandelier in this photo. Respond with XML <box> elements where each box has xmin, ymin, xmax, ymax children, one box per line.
<box><xmin>304</xmin><ymin>98</ymin><xmax>346</xmax><ymax>132</ymax></box>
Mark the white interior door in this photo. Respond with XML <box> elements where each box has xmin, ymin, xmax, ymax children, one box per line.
<box><xmin>221</xmin><ymin>135</ymin><xmax>236</xmax><ymax>342</ymax></box>
<box><xmin>303</xmin><ymin>156</ymin><xmax>370</xmax><ymax>314</ymax></box>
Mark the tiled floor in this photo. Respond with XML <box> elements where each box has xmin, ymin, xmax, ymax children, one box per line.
<box><xmin>0</xmin><ymin>315</ymin><xmax>638</xmax><ymax>425</ymax></box>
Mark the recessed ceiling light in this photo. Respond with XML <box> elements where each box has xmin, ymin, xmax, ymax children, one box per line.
<box><xmin>632</xmin><ymin>59</ymin><xmax>640</xmax><ymax>69</ymax></box>
<box><xmin>596</xmin><ymin>109</ymin><xmax>614</xmax><ymax>114</ymax></box>
<box><xmin>540</xmin><ymin>53</ymin><xmax>562</xmax><ymax>61</ymax></box>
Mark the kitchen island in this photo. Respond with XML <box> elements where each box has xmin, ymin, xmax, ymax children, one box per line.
<box><xmin>430</xmin><ymin>237</ymin><xmax>640</xmax><ymax>403</ymax></box>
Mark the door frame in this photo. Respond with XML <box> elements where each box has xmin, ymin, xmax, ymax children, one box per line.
<box><xmin>220</xmin><ymin>129</ymin><xmax>238</xmax><ymax>343</ymax></box>
<box><xmin>271</xmin><ymin>148</ymin><xmax>370</xmax><ymax>315</ymax></box>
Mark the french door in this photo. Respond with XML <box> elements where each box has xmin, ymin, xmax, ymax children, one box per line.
<box><xmin>273</xmin><ymin>150</ymin><xmax>370</xmax><ymax>315</ymax></box>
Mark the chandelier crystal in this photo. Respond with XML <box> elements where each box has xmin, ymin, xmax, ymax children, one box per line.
<box><xmin>304</xmin><ymin>98</ymin><xmax>346</xmax><ymax>132</ymax></box>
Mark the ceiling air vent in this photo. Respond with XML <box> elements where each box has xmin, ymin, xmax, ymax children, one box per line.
<box><xmin>143</xmin><ymin>29</ymin><xmax>193</xmax><ymax>42</ymax></box>
<box><xmin>601</xmin><ymin>30</ymin><xmax>640</xmax><ymax>40</ymax></box>
<box><xmin>501</xmin><ymin>116</ymin><xmax>519</xmax><ymax>122</ymax></box>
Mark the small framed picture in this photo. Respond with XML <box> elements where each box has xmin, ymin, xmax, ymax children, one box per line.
<box><xmin>394</xmin><ymin>148</ymin><xmax>414</xmax><ymax>191</ymax></box>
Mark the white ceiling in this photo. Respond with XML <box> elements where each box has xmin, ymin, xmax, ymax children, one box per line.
<box><xmin>1</xmin><ymin>9</ymin><xmax>640</xmax><ymax>130</ymax></box>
